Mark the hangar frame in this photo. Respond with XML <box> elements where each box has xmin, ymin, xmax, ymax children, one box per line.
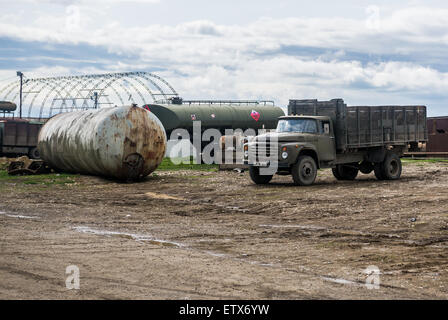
<box><xmin>0</xmin><ymin>72</ymin><xmax>178</xmax><ymax>120</ymax></box>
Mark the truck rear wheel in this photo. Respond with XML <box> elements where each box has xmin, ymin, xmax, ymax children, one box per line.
<box><xmin>381</xmin><ymin>153</ymin><xmax>402</xmax><ymax>180</ymax></box>
<box><xmin>374</xmin><ymin>153</ymin><xmax>402</xmax><ymax>180</ymax></box>
<box><xmin>292</xmin><ymin>155</ymin><xmax>317</xmax><ymax>186</ymax></box>
<box><xmin>249</xmin><ymin>166</ymin><xmax>273</xmax><ymax>185</ymax></box>
<box><xmin>374</xmin><ymin>163</ymin><xmax>385</xmax><ymax>180</ymax></box>
<box><xmin>332</xmin><ymin>164</ymin><xmax>359</xmax><ymax>180</ymax></box>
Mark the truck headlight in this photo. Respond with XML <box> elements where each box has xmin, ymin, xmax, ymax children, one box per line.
<box><xmin>281</xmin><ymin>152</ymin><xmax>288</xmax><ymax>159</ymax></box>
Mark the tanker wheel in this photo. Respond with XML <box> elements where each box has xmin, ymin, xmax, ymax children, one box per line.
<box><xmin>381</xmin><ymin>153</ymin><xmax>402</xmax><ymax>180</ymax></box>
<box><xmin>292</xmin><ymin>155</ymin><xmax>317</xmax><ymax>186</ymax></box>
<box><xmin>332</xmin><ymin>164</ymin><xmax>359</xmax><ymax>180</ymax></box>
<box><xmin>28</xmin><ymin>147</ymin><xmax>40</xmax><ymax>159</ymax></box>
<box><xmin>249</xmin><ymin>166</ymin><xmax>273</xmax><ymax>185</ymax></box>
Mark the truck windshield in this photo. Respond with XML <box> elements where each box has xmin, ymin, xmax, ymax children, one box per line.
<box><xmin>276</xmin><ymin>119</ymin><xmax>318</xmax><ymax>133</ymax></box>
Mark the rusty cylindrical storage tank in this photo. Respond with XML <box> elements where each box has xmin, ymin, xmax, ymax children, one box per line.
<box><xmin>38</xmin><ymin>105</ymin><xmax>166</xmax><ymax>180</ymax></box>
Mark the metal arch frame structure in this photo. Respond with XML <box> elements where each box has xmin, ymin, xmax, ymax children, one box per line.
<box><xmin>0</xmin><ymin>72</ymin><xmax>178</xmax><ymax>120</ymax></box>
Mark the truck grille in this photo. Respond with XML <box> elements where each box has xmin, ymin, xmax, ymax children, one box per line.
<box><xmin>248</xmin><ymin>143</ymin><xmax>278</xmax><ymax>162</ymax></box>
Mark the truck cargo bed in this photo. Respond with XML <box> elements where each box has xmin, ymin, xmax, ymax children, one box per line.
<box><xmin>288</xmin><ymin>99</ymin><xmax>427</xmax><ymax>151</ymax></box>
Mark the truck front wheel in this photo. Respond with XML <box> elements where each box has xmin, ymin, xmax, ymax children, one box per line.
<box><xmin>292</xmin><ymin>155</ymin><xmax>317</xmax><ymax>186</ymax></box>
<box><xmin>249</xmin><ymin>166</ymin><xmax>273</xmax><ymax>185</ymax></box>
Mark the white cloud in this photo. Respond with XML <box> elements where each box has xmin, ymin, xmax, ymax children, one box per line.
<box><xmin>0</xmin><ymin>2</ymin><xmax>448</xmax><ymax>115</ymax></box>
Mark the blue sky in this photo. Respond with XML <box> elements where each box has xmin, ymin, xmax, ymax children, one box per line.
<box><xmin>0</xmin><ymin>0</ymin><xmax>447</xmax><ymax>116</ymax></box>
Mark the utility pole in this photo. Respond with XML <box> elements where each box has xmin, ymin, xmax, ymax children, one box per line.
<box><xmin>92</xmin><ymin>92</ymin><xmax>98</xmax><ymax>109</ymax></box>
<box><xmin>16</xmin><ymin>71</ymin><xmax>23</xmax><ymax>118</ymax></box>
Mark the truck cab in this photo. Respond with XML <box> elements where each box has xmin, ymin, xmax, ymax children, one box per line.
<box><xmin>244</xmin><ymin>115</ymin><xmax>335</xmax><ymax>186</ymax></box>
<box><xmin>276</xmin><ymin>115</ymin><xmax>336</xmax><ymax>163</ymax></box>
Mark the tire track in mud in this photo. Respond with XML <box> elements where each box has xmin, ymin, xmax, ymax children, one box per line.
<box><xmin>69</xmin><ymin>224</ymin><xmax>411</xmax><ymax>295</ymax></box>
<box><xmin>60</xmin><ymin>187</ymin><xmax>448</xmax><ymax>295</ymax></box>
<box><xmin>79</xmin><ymin>275</ymin><xmax>241</xmax><ymax>299</ymax></box>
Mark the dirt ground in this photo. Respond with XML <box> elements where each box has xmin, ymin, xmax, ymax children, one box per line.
<box><xmin>0</xmin><ymin>160</ymin><xmax>447</xmax><ymax>299</ymax></box>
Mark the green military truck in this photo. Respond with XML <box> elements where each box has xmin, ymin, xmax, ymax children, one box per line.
<box><xmin>244</xmin><ymin>99</ymin><xmax>427</xmax><ymax>186</ymax></box>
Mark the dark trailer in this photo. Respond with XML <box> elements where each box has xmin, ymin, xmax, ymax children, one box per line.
<box><xmin>0</xmin><ymin>119</ymin><xmax>43</xmax><ymax>159</ymax></box>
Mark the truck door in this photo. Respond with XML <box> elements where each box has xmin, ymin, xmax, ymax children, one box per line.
<box><xmin>317</xmin><ymin>120</ymin><xmax>336</xmax><ymax>161</ymax></box>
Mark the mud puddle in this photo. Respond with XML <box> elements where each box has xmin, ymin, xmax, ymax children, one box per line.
<box><xmin>73</xmin><ymin>226</ymin><xmax>183</xmax><ymax>247</ymax></box>
<box><xmin>0</xmin><ymin>211</ymin><xmax>40</xmax><ymax>219</ymax></box>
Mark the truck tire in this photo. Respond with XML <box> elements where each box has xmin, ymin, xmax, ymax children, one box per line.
<box><xmin>374</xmin><ymin>163</ymin><xmax>385</xmax><ymax>180</ymax></box>
<box><xmin>249</xmin><ymin>166</ymin><xmax>273</xmax><ymax>185</ymax></box>
<box><xmin>381</xmin><ymin>153</ymin><xmax>402</xmax><ymax>180</ymax></box>
<box><xmin>332</xmin><ymin>164</ymin><xmax>359</xmax><ymax>180</ymax></box>
<box><xmin>28</xmin><ymin>147</ymin><xmax>40</xmax><ymax>159</ymax></box>
<box><xmin>359</xmin><ymin>161</ymin><xmax>374</xmax><ymax>174</ymax></box>
<box><xmin>331</xmin><ymin>167</ymin><xmax>342</xmax><ymax>180</ymax></box>
<box><xmin>374</xmin><ymin>153</ymin><xmax>402</xmax><ymax>180</ymax></box>
<box><xmin>292</xmin><ymin>155</ymin><xmax>317</xmax><ymax>186</ymax></box>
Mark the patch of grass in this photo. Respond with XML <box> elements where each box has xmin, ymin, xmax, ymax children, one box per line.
<box><xmin>0</xmin><ymin>160</ymin><xmax>9</xmax><ymax>170</ymax></box>
<box><xmin>0</xmin><ymin>170</ymin><xmax>77</xmax><ymax>185</ymax></box>
<box><xmin>402</xmin><ymin>158</ymin><xmax>448</xmax><ymax>165</ymax></box>
<box><xmin>157</xmin><ymin>157</ymin><xmax>218</xmax><ymax>172</ymax></box>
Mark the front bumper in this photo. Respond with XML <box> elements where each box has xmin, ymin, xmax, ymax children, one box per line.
<box><xmin>244</xmin><ymin>159</ymin><xmax>290</xmax><ymax>168</ymax></box>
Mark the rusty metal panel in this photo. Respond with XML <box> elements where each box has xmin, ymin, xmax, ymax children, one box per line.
<box><xmin>427</xmin><ymin>117</ymin><xmax>448</xmax><ymax>152</ymax></box>
<box><xmin>3</xmin><ymin>122</ymin><xmax>17</xmax><ymax>145</ymax></box>
<box><xmin>27</xmin><ymin>124</ymin><xmax>40</xmax><ymax>146</ymax></box>
<box><xmin>16</xmin><ymin>123</ymin><xmax>28</xmax><ymax>146</ymax></box>
<box><xmin>37</xmin><ymin>105</ymin><xmax>167</xmax><ymax>180</ymax></box>
<box><xmin>427</xmin><ymin>134</ymin><xmax>448</xmax><ymax>152</ymax></box>
<box><xmin>1</xmin><ymin>120</ymin><xmax>43</xmax><ymax>147</ymax></box>
<box><xmin>428</xmin><ymin>117</ymin><xmax>448</xmax><ymax>134</ymax></box>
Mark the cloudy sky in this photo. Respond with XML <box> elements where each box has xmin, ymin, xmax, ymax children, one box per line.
<box><xmin>0</xmin><ymin>0</ymin><xmax>447</xmax><ymax>116</ymax></box>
